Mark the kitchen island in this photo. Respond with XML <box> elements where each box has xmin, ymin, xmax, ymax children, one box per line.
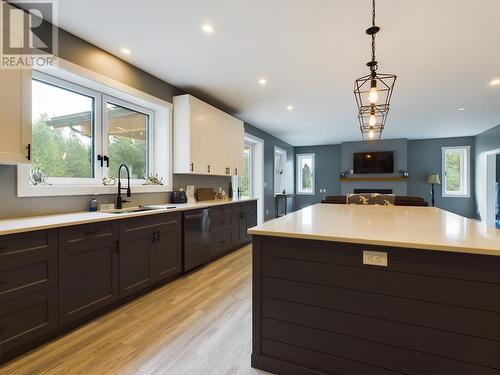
<box><xmin>248</xmin><ymin>204</ymin><xmax>500</xmax><ymax>375</ymax></box>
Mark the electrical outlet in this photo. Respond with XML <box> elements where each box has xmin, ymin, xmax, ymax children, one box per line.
<box><xmin>363</xmin><ymin>251</ymin><xmax>388</xmax><ymax>267</ymax></box>
<box><xmin>266</xmin><ymin>209</ymin><xmax>269</xmax><ymax>216</ymax></box>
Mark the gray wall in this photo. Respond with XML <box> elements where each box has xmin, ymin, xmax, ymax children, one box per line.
<box><xmin>497</xmin><ymin>154</ymin><xmax>500</xmax><ymax>182</ymax></box>
<box><xmin>0</xmin><ymin>26</ymin><xmax>292</xmax><ymax>220</ymax></box>
<box><xmin>340</xmin><ymin>139</ymin><xmax>408</xmax><ymax>196</ymax></box>
<box><xmin>244</xmin><ymin>124</ymin><xmax>295</xmax><ymax>221</ymax></box>
<box><xmin>407</xmin><ymin>137</ymin><xmax>476</xmax><ymax>218</ymax></box>
<box><xmin>294</xmin><ymin>145</ymin><xmax>341</xmax><ymax>210</ymax></box>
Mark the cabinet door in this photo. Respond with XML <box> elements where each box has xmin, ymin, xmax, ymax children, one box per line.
<box><xmin>155</xmin><ymin>216</ymin><xmax>182</xmax><ymax>281</ymax></box>
<box><xmin>231</xmin><ymin>123</ymin><xmax>245</xmax><ymax>176</ymax></box>
<box><xmin>0</xmin><ymin>66</ymin><xmax>31</xmax><ymax>165</ymax></box>
<box><xmin>119</xmin><ymin>228</ymin><xmax>155</xmax><ymax>298</ymax></box>
<box><xmin>190</xmin><ymin>104</ymin><xmax>208</xmax><ymax>174</ymax></box>
<box><xmin>59</xmin><ymin>238</ymin><xmax>119</xmax><ymax>325</ymax></box>
<box><xmin>0</xmin><ymin>4</ymin><xmax>31</xmax><ymax>165</ymax></box>
<box><xmin>0</xmin><ymin>288</ymin><xmax>57</xmax><ymax>357</ymax></box>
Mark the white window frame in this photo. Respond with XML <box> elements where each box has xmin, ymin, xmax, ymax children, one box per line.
<box><xmin>102</xmin><ymin>94</ymin><xmax>155</xmax><ymax>185</ymax></box>
<box><xmin>296</xmin><ymin>153</ymin><xmax>315</xmax><ymax>195</ymax></box>
<box><xmin>18</xmin><ymin>59</ymin><xmax>172</xmax><ymax>197</ymax></box>
<box><xmin>274</xmin><ymin>146</ymin><xmax>287</xmax><ymax>195</ymax></box>
<box><xmin>442</xmin><ymin>146</ymin><xmax>470</xmax><ymax>198</ymax></box>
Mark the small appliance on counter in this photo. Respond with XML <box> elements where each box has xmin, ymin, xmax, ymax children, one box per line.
<box><xmin>171</xmin><ymin>191</ymin><xmax>187</xmax><ymax>204</ymax></box>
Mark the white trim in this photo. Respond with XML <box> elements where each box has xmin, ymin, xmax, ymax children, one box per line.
<box><xmin>18</xmin><ymin>58</ymin><xmax>173</xmax><ymax>197</ymax></box>
<box><xmin>296</xmin><ymin>153</ymin><xmax>316</xmax><ymax>195</ymax></box>
<box><xmin>274</xmin><ymin>146</ymin><xmax>287</xmax><ymax>195</ymax></box>
<box><xmin>441</xmin><ymin>146</ymin><xmax>470</xmax><ymax>198</ymax></box>
<box><xmin>244</xmin><ymin>133</ymin><xmax>264</xmax><ymax>224</ymax></box>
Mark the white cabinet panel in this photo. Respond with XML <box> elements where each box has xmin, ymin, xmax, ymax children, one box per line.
<box><xmin>173</xmin><ymin>95</ymin><xmax>244</xmax><ymax>177</ymax></box>
<box><xmin>0</xmin><ymin>30</ymin><xmax>32</xmax><ymax>165</ymax></box>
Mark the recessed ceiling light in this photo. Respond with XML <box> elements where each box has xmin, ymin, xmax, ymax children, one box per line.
<box><xmin>120</xmin><ymin>48</ymin><xmax>131</xmax><ymax>55</ymax></box>
<box><xmin>490</xmin><ymin>78</ymin><xmax>500</xmax><ymax>86</ymax></box>
<box><xmin>258</xmin><ymin>78</ymin><xmax>267</xmax><ymax>86</ymax></box>
<box><xmin>202</xmin><ymin>24</ymin><xmax>214</xmax><ymax>34</ymax></box>
<box><xmin>458</xmin><ymin>107</ymin><xmax>467</xmax><ymax>111</ymax></box>
<box><xmin>286</xmin><ymin>105</ymin><xmax>294</xmax><ymax>111</ymax></box>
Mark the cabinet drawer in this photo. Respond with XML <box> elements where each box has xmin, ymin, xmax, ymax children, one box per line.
<box><xmin>210</xmin><ymin>212</ymin><xmax>233</xmax><ymax>232</ymax></box>
<box><xmin>0</xmin><ymin>249</ymin><xmax>58</xmax><ymax>304</ymax></box>
<box><xmin>121</xmin><ymin>212</ymin><xmax>181</xmax><ymax>234</ymax></box>
<box><xmin>210</xmin><ymin>230</ymin><xmax>234</xmax><ymax>256</ymax></box>
<box><xmin>0</xmin><ymin>230</ymin><xmax>56</xmax><ymax>258</ymax></box>
<box><xmin>0</xmin><ymin>288</ymin><xmax>58</xmax><ymax>355</ymax></box>
<box><xmin>59</xmin><ymin>222</ymin><xmax>117</xmax><ymax>246</ymax></box>
<box><xmin>209</xmin><ymin>205</ymin><xmax>233</xmax><ymax>215</ymax></box>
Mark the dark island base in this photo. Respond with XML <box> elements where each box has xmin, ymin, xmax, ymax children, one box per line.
<box><xmin>251</xmin><ymin>235</ymin><xmax>500</xmax><ymax>375</ymax></box>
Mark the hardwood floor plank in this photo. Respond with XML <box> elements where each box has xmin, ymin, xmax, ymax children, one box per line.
<box><xmin>0</xmin><ymin>245</ymin><xmax>268</xmax><ymax>375</ymax></box>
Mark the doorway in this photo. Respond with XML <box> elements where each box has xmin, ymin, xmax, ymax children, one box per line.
<box><xmin>477</xmin><ymin>148</ymin><xmax>500</xmax><ymax>228</ymax></box>
<box><xmin>233</xmin><ymin>134</ymin><xmax>264</xmax><ymax>224</ymax></box>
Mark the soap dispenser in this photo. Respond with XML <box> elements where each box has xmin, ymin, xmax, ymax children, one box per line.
<box><xmin>89</xmin><ymin>195</ymin><xmax>98</xmax><ymax>212</ymax></box>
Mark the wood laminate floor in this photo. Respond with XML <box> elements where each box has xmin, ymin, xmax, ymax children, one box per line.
<box><xmin>1</xmin><ymin>245</ymin><xmax>269</xmax><ymax>375</ymax></box>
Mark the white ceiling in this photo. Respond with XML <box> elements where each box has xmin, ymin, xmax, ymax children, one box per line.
<box><xmin>51</xmin><ymin>0</ymin><xmax>500</xmax><ymax>146</ymax></box>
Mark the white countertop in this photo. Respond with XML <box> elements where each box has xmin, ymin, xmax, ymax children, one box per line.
<box><xmin>0</xmin><ymin>198</ymin><xmax>257</xmax><ymax>236</ymax></box>
<box><xmin>248</xmin><ymin>204</ymin><xmax>500</xmax><ymax>257</ymax></box>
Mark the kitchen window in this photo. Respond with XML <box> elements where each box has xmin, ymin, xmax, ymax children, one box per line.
<box><xmin>442</xmin><ymin>146</ymin><xmax>470</xmax><ymax>197</ymax></box>
<box><xmin>296</xmin><ymin>153</ymin><xmax>315</xmax><ymax>195</ymax></box>
<box><xmin>18</xmin><ymin>65</ymin><xmax>172</xmax><ymax>197</ymax></box>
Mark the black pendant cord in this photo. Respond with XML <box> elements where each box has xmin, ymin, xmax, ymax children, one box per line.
<box><xmin>366</xmin><ymin>0</ymin><xmax>380</xmax><ymax>75</ymax></box>
<box><xmin>371</xmin><ymin>0</ymin><xmax>376</xmax><ymax>65</ymax></box>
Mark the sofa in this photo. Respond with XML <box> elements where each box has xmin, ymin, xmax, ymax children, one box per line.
<box><xmin>322</xmin><ymin>195</ymin><xmax>429</xmax><ymax>207</ymax></box>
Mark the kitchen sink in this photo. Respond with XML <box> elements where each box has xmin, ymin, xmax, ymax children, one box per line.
<box><xmin>104</xmin><ymin>206</ymin><xmax>162</xmax><ymax>215</ymax></box>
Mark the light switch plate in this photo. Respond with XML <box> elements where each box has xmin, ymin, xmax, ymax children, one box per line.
<box><xmin>363</xmin><ymin>250</ymin><xmax>388</xmax><ymax>267</ymax></box>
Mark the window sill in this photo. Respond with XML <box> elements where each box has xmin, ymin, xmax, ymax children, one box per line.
<box><xmin>442</xmin><ymin>193</ymin><xmax>471</xmax><ymax>199</ymax></box>
<box><xmin>17</xmin><ymin>183</ymin><xmax>171</xmax><ymax>197</ymax></box>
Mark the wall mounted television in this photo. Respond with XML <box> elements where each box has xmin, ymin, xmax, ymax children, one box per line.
<box><xmin>353</xmin><ymin>151</ymin><xmax>394</xmax><ymax>174</ymax></box>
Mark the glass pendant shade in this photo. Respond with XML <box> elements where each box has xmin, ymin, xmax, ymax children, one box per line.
<box><xmin>354</xmin><ymin>73</ymin><xmax>396</xmax><ymax>116</ymax></box>
<box><xmin>358</xmin><ymin>104</ymin><xmax>387</xmax><ymax>141</ymax></box>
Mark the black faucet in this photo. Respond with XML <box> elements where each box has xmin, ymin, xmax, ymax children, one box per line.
<box><xmin>116</xmin><ymin>164</ymin><xmax>131</xmax><ymax>209</ymax></box>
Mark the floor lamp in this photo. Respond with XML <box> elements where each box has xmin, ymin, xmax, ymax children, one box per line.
<box><xmin>426</xmin><ymin>174</ymin><xmax>441</xmax><ymax>207</ymax></box>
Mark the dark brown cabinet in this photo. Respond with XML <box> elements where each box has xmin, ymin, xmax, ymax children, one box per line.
<box><xmin>0</xmin><ymin>288</ymin><xmax>58</xmax><ymax>356</ymax></box>
<box><xmin>119</xmin><ymin>213</ymin><xmax>182</xmax><ymax>297</ymax></box>
<box><xmin>0</xmin><ymin>201</ymin><xmax>252</xmax><ymax>364</ymax></box>
<box><xmin>0</xmin><ymin>230</ymin><xmax>58</xmax><ymax>305</ymax></box>
<box><xmin>59</xmin><ymin>223</ymin><xmax>119</xmax><ymax>325</ymax></box>
<box><xmin>238</xmin><ymin>201</ymin><xmax>257</xmax><ymax>243</ymax></box>
<box><xmin>155</xmin><ymin>215</ymin><xmax>182</xmax><ymax>281</ymax></box>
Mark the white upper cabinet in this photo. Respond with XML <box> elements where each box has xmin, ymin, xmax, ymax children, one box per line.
<box><xmin>173</xmin><ymin>95</ymin><xmax>244</xmax><ymax>176</ymax></box>
<box><xmin>0</xmin><ymin>3</ymin><xmax>32</xmax><ymax>165</ymax></box>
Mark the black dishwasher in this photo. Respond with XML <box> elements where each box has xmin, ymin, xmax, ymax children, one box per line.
<box><xmin>183</xmin><ymin>208</ymin><xmax>211</xmax><ymax>271</ymax></box>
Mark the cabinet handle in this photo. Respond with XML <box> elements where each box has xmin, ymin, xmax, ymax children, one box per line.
<box><xmin>26</xmin><ymin>144</ymin><xmax>31</xmax><ymax>160</ymax></box>
<box><xmin>85</xmin><ymin>229</ymin><xmax>102</xmax><ymax>235</ymax></box>
<box><xmin>208</xmin><ymin>165</ymin><xmax>211</xmax><ymax>173</ymax></box>
<box><xmin>152</xmin><ymin>232</ymin><xmax>156</xmax><ymax>243</ymax></box>
<box><xmin>190</xmin><ymin>162</ymin><xmax>194</xmax><ymax>172</ymax></box>
<box><xmin>156</xmin><ymin>231</ymin><xmax>161</xmax><ymax>242</ymax></box>
<box><xmin>235</xmin><ymin>168</ymin><xmax>238</xmax><ymax>175</ymax></box>
<box><xmin>115</xmin><ymin>240</ymin><xmax>120</xmax><ymax>253</ymax></box>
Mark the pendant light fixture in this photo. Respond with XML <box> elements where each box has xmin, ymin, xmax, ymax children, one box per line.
<box><xmin>354</xmin><ymin>0</ymin><xmax>396</xmax><ymax>141</ymax></box>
